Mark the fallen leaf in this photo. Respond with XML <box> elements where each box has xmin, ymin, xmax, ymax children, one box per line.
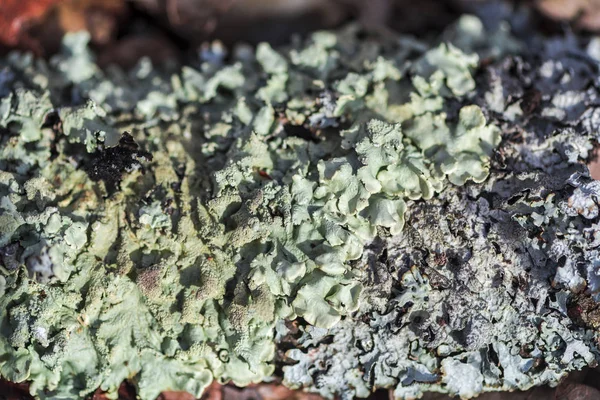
<box><xmin>0</xmin><ymin>0</ymin><xmax>60</xmax><ymax>49</ymax></box>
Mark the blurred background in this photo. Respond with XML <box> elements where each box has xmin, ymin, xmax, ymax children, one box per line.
<box><xmin>2</xmin><ymin>0</ymin><xmax>600</xmax><ymax>399</ymax></box>
<box><xmin>3</xmin><ymin>0</ymin><xmax>600</xmax><ymax>68</ymax></box>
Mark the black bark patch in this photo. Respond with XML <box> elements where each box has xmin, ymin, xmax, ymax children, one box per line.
<box><xmin>283</xmin><ymin>123</ymin><xmax>319</xmax><ymax>142</ymax></box>
<box><xmin>84</xmin><ymin>132</ymin><xmax>152</xmax><ymax>192</ymax></box>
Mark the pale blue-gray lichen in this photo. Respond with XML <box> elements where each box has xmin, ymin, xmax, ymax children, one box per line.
<box><xmin>0</xmin><ymin>13</ymin><xmax>599</xmax><ymax>400</ymax></box>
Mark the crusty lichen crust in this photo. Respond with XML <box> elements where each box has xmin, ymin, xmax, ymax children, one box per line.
<box><xmin>0</xmin><ymin>13</ymin><xmax>599</xmax><ymax>400</ymax></box>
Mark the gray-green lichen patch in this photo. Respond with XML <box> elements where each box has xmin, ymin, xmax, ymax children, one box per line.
<box><xmin>0</xmin><ymin>12</ymin><xmax>599</xmax><ymax>400</ymax></box>
<box><xmin>280</xmin><ymin>15</ymin><xmax>600</xmax><ymax>400</ymax></box>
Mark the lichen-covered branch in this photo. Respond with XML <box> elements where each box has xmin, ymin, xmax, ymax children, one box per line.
<box><xmin>1</xmin><ymin>12</ymin><xmax>599</xmax><ymax>400</ymax></box>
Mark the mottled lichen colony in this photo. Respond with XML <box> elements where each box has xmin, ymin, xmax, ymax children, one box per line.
<box><xmin>1</xmin><ymin>12</ymin><xmax>600</xmax><ymax>400</ymax></box>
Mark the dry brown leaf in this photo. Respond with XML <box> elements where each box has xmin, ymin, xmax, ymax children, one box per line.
<box><xmin>0</xmin><ymin>0</ymin><xmax>60</xmax><ymax>49</ymax></box>
<box><xmin>255</xmin><ymin>383</ymin><xmax>325</xmax><ymax>400</ymax></box>
<box><xmin>535</xmin><ymin>0</ymin><xmax>587</xmax><ymax>20</ymax></box>
<box><xmin>0</xmin><ymin>0</ymin><xmax>126</xmax><ymax>55</ymax></box>
<box><xmin>54</xmin><ymin>0</ymin><xmax>124</xmax><ymax>45</ymax></box>
<box><xmin>158</xmin><ymin>391</ymin><xmax>197</xmax><ymax>400</ymax></box>
<box><xmin>535</xmin><ymin>0</ymin><xmax>600</xmax><ymax>31</ymax></box>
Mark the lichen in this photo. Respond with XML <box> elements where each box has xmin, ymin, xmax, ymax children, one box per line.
<box><xmin>1</xmin><ymin>11</ymin><xmax>600</xmax><ymax>400</ymax></box>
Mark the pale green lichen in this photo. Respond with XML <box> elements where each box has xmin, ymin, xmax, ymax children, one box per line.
<box><xmin>3</xmin><ymin>13</ymin><xmax>596</xmax><ymax>400</ymax></box>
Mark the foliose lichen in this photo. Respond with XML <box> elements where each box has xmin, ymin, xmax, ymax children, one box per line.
<box><xmin>1</xmin><ymin>12</ymin><xmax>600</xmax><ymax>400</ymax></box>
